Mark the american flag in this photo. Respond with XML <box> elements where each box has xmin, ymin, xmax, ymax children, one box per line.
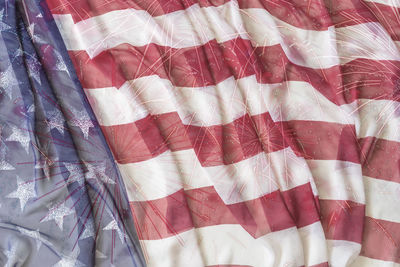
<box><xmin>2</xmin><ymin>0</ymin><xmax>400</xmax><ymax>266</ymax></box>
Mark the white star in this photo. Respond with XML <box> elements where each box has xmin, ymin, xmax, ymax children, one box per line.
<box><xmin>64</xmin><ymin>162</ymin><xmax>84</xmax><ymax>185</ymax></box>
<box><xmin>26</xmin><ymin>23</ymin><xmax>44</xmax><ymax>43</ymax></box>
<box><xmin>53</xmin><ymin>50</ymin><xmax>70</xmax><ymax>76</ymax></box>
<box><xmin>79</xmin><ymin>219</ymin><xmax>94</xmax><ymax>240</ymax></box>
<box><xmin>41</xmin><ymin>202</ymin><xmax>74</xmax><ymax>230</ymax></box>
<box><xmin>16</xmin><ymin>227</ymin><xmax>42</xmax><ymax>251</ymax></box>
<box><xmin>6</xmin><ymin>176</ymin><xmax>37</xmax><ymax>211</ymax></box>
<box><xmin>11</xmin><ymin>44</ymin><xmax>24</xmax><ymax>62</ymax></box>
<box><xmin>0</xmin><ymin>66</ymin><xmax>18</xmax><ymax>98</ymax></box>
<box><xmin>26</xmin><ymin>53</ymin><xmax>42</xmax><ymax>85</ymax></box>
<box><xmin>70</xmin><ymin>110</ymin><xmax>93</xmax><ymax>139</ymax></box>
<box><xmin>0</xmin><ymin>9</ymin><xmax>11</xmax><ymax>32</ymax></box>
<box><xmin>0</xmin><ymin>160</ymin><xmax>14</xmax><ymax>170</ymax></box>
<box><xmin>5</xmin><ymin>125</ymin><xmax>30</xmax><ymax>153</ymax></box>
<box><xmin>86</xmin><ymin>162</ymin><xmax>115</xmax><ymax>185</ymax></box>
<box><xmin>54</xmin><ymin>249</ymin><xmax>85</xmax><ymax>267</ymax></box>
<box><xmin>47</xmin><ymin>109</ymin><xmax>65</xmax><ymax>134</ymax></box>
<box><xmin>0</xmin><ymin>144</ymin><xmax>14</xmax><ymax>170</ymax></box>
<box><xmin>103</xmin><ymin>218</ymin><xmax>125</xmax><ymax>242</ymax></box>
<box><xmin>3</xmin><ymin>244</ymin><xmax>19</xmax><ymax>267</ymax></box>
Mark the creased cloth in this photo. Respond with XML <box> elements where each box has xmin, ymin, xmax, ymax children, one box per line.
<box><xmin>5</xmin><ymin>0</ymin><xmax>400</xmax><ymax>266</ymax></box>
<box><xmin>46</xmin><ymin>0</ymin><xmax>400</xmax><ymax>266</ymax></box>
<box><xmin>0</xmin><ymin>0</ymin><xmax>145</xmax><ymax>266</ymax></box>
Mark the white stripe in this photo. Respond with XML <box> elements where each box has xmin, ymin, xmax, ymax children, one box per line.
<box><xmin>205</xmin><ymin>148</ymin><xmax>313</xmax><ymax>204</ymax></box>
<box><xmin>54</xmin><ymin>2</ymin><xmax>342</xmax><ymax>68</ymax></box>
<box><xmin>119</xmin><ymin>149</ymin><xmax>214</xmax><ymax>202</ymax></box>
<box><xmin>356</xmin><ymin>99</ymin><xmax>400</xmax><ymax>142</ymax></box>
<box><xmin>364</xmin><ymin>0</ymin><xmax>400</xmax><ymax>8</ymax></box>
<box><xmin>53</xmin><ymin>2</ymin><xmax>248</xmax><ymax>57</ymax></box>
<box><xmin>119</xmin><ymin>147</ymin><xmax>313</xmax><ymax>203</ymax></box>
<box><xmin>326</xmin><ymin>240</ymin><xmax>361</xmax><ymax>267</ymax></box>
<box><xmin>241</xmin><ymin>8</ymin><xmax>339</xmax><ymax>68</ymax></box>
<box><xmin>350</xmin><ymin>256</ymin><xmax>400</xmax><ymax>267</ymax></box>
<box><xmin>141</xmin><ymin>225</ymin><xmax>304</xmax><ymax>267</ymax></box>
<box><xmin>308</xmin><ymin>160</ymin><xmax>365</xmax><ymax>204</ymax></box>
<box><xmin>364</xmin><ymin>175</ymin><xmax>400</xmax><ymax>223</ymax></box>
<box><xmin>85</xmin><ymin>75</ymin><xmax>354</xmax><ymax>127</ymax></box>
<box><xmin>56</xmin><ymin>5</ymin><xmax>400</xmax><ymax>67</ymax></box>
<box><xmin>298</xmin><ymin>222</ymin><xmax>328</xmax><ymax>266</ymax></box>
<box><xmin>336</xmin><ymin>22</ymin><xmax>400</xmax><ymax>64</ymax></box>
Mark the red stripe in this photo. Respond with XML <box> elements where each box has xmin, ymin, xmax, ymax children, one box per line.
<box><xmin>324</xmin><ymin>0</ymin><xmax>377</xmax><ymax>26</ymax></box>
<box><xmin>244</xmin><ymin>0</ymin><xmax>400</xmax><ymax>39</ymax></box>
<box><xmin>360</xmin><ymin>137</ymin><xmax>400</xmax><ymax>183</ymax></box>
<box><xmin>366</xmin><ymin>1</ymin><xmax>400</xmax><ymax>41</ymax></box>
<box><xmin>340</xmin><ymin>58</ymin><xmax>400</xmax><ymax>103</ymax></box>
<box><xmin>310</xmin><ymin>262</ymin><xmax>329</xmax><ymax>267</ymax></box>
<box><xmin>70</xmin><ymin>40</ymin><xmax>343</xmax><ymax>104</ymax></box>
<box><xmin>319</xmin><ymin>199</ymin><xmax>365</xmax><ymax>244</ymax></box>
<box><xmin>130</xmin><ymin>183</ymin><xmax>320</xmax><ymax>240</ymax></box>
<box><xmin>101</xmin><ymin>112</ymin><xmax>358</xmax><ymax>165</ymax></box>
<box><xmin>309</xmin><ymin>263</ymin><xmax>329</xmax><ymax>267</ymax></box>
<box><xmin>46</xmin><ymin>0</ymin><xmax>400</xmax><ymax>42</ymax></box>
<box><xmin>279</xmin><ymin>120</ymin><xmax>360</xmax><ymax>164</ymax></box>
<box><xmin>326</xmin><ymin>0</ymin><xmax>400</xmax><ymax>41</ymax></box>
<box><xmin>237</xmin><ymin>0</ymin><xmax>332</xmax><ymax>30</ymax></box>
<box><xmin>45</xmin><ymin>0</ymin><xmax>229</xmax><ymax>22</ymax></box>
<box><xmin>69</xmin><ymin>38</ymin><xmax>266</xmax><ymax>89</ymax></box>
<box><xmin>361</xmin><ymin>216</ymin><xmax>400</xmax><ymax>263</ymax></box>
<box><xmin>70</xmin><ymin>41</ymin><xmax>400</xmax><ymax>106</ymax></box>
<box><xmin>282</xmin><ymin>182</ymin><xmax>321</xmax><ymax>228</ymax></box>
<box><xmin>101</xmin><ymin>112</ymin><xmax>285</xmax><ymax>165</ymax></box>
<box><xmin>46</xmin><ymin>0</ymin><xmax>331</xmax><ymax>29</ymax></box>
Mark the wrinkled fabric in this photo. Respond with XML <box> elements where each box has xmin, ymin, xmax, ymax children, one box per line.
<box><xmin>0</xmin><ymin>0</ymin><xmax>144</xmax><ymax>266</ymax></box>
<box><xmin>2</xmin><ymin>0</ymin><xmax>400</xmax><ymax>266</ymax></box>
<box><xmin>45</xmin><ymin>0</ymin><xmax>400</xmax><ymax>266</ymax></box>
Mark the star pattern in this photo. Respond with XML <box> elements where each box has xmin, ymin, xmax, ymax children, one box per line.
<box><xmin>0</xmin><ymin>2</ymin><xmax>144</xmax><ymax>265</ymax></box>
<box><xmin>0</xmin><ymin>9</ymin><xmax>11</xmax><ymax>32</ymax></box>
<box><xmin>70</xmin><ymin>110</ymin><xmax>94</xmax><ymax>139</ymax></box>
<box><xmin>0</xmin><ymin>66</ymin><xmax>18</xmax><ymax>98</ymax></box>
<box><xmin>47</xmin><ymin>109</ymin><xmax>65</xmax><ymax>134</ymax></box>
<box><xmin>41</xmin><ymin>202</ymin><xmax>75</xmax><ymax>230</ymax></box>
<box><xmin>0</xmin><ymin>160</ymin><xmax>14</xmax><ymax>170</ymax></box>
<box><xmin>3</xmin><ymin>243</ymin><xmax>19</xmax><ymax>267</ymax></box>
<box><xmin>26</xmin><ymin>23</ymin><xmax>45</xmax><ymax>44</ymax></box>
<box><xmin>5</xmin><ymin>125</ymin><xmax>31</xmax><ymax>153</ymax></box>
<box><xmin>16</xmin><ymin>227</ymin><xmax>43</xmax><ymax>251</ymax></box>
<box><xmin>64</xmin><ymin>162</ymin><xmax>84</xmax><ymax>185</ymax></box>
<box><xmin>79</xmin><ymin>219</ymin><xmax>94</xmax><ymax>240</ymax></box>
<box><xmin>0</xmin><ymin>146</ymin><xmax>14</xmax><ymax>170</ymax></box>
<box><xmin>11</xmin><ymin>44</ymin><xmax>24</xmax><ymax>62</ymax></box>
<box><xmin>53</xmin><ymin>49</ymin><xmax>70</xmax><ymax>76</ymax></box>
<box><xmin>25</xmin><ymin>53</ymin><xmax>42</xmax><ymax>85</ymax></box>
<box><xmin>103</xmin><ymin>217</ymin><xmax>125</xmax><ymax>242</ymax></box>
<box><xmin>86</xmin><ymin>162</ymin><xmax>115</xmax><ymax>185</ymax></box>
<box><xmin>6</xmin><ymin>176</ymin><xmax>37</xmax><ymax>211</ymax></box>
<box><xmin>54</xmin><ymin>249</ymin><xmax>85</xmax><ymax>267</ymax></box>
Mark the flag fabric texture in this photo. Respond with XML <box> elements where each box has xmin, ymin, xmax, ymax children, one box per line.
<box><xmin>0</xmin><ymin>0</ymin><xmax>144</xmax><ymax>266</ymax></box>
<box><xmin>1</xmin><ymin>0</ymin><xmax>400</xmax><ymax>266</ymax></box>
